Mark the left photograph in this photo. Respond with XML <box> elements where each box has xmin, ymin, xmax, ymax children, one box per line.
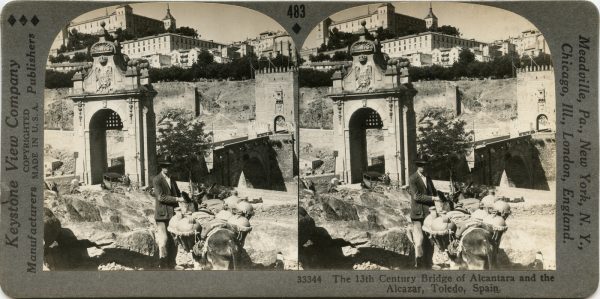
<box><xmin>43</xmin><ymin>2</ymin><xmax>299</xmax><ymax>270</ymax></box>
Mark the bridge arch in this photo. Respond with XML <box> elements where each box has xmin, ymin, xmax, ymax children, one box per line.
<box><xmin>502</xmin><ymin>152</ymin><xmax>531</xmax><ymax>188</ymax></box>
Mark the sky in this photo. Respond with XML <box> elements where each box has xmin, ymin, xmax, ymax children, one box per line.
<box><xmin>70</xmin><ymin>2</ymin><xmax>285</xmax><ymax>44</ymax></box>
<box><xmin>302</xmin><ymin>2</ymin><xmax>540</xmax><ymax>49</ymax></box>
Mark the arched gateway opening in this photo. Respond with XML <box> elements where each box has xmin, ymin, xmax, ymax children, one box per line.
<box><xmin>348</xmin><ymin>108</ymin><xmax>384</xmax><ymax>183</ymax></box>
<box><xmin>274</xmin><ymin>115</ymin><xmax>288</xmax><ymax>133</ymax></box>
<box><xmin>89</xmin><ymin>109</ymin><xmax>125</xmax><ymax>184</ymax></box>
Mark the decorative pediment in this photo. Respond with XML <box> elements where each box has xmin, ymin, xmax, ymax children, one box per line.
<box><xmin>91</xmin><ymin>41</ymin><xmax>116</xmax><ymax>56</ymax></box>
<box><xmin>351</xmin><ymin>40</ymin><xmax>375</xmax><ymax>55</ymax></box>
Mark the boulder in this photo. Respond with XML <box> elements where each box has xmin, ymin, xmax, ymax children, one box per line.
<box><xmin>115</xmin><ymin>229</ymin><xmax>157</xmax><ymax>257</ymax></box>
<box><xmin>371</xmin><ymin>228</ymin><xmax>413</xmax><ymax>256</ymax></box>
<box><xmin>68</xmin><ymin>199</ymin><xmax>102</xmax><ymax>222</ymax></box>
<box><xmin>321</xmin><ymin>197</ymin><xmax>359</xmax><ymax>221</ymax></box>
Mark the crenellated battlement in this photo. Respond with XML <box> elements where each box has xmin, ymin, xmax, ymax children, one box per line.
<box><xmin>255</xmin><ymin>66</ymin><xmax>298</xmax><ymax>75</ymax></box>
<box><xmin>516</xmin><ymin>64</ymin><xmax>553</xmax><ymax>73</ymax></box>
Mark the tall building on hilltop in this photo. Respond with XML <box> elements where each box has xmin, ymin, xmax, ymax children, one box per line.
<box><xmin>121</xmin><ymin>33</ymin><xmax>225</xmax><ymax>59</ymax></box>
<box><xmin>315</xmin><ymin>3</ymin><xmax>426</xmax><ymax>46</ymax></box>
<box><xmin>51</xmin><ymin>5</ymin><xmax>176</xmax><ymax>53</ymax></box>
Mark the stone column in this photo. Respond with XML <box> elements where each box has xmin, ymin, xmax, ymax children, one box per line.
<box><xmin>402</xmin><ymin>104</ymin><xmax>411</xmax><ymax>183</ymax></box>
<box><xmin>142</xmin><ymin>105</ymin><xmax>149</xmax><ymax>187</ymax></box>
<box><xmin>398</xmin><ymin>98</ymin><xmax>406</xmax><ymax>185</ymax></box>
<box><xmin>333</xmin><ymin>100</ymin><xmax>346</xmax><ymax>181</ymax></box>
<box><xmin>384</xmin><ymin>97</ymin><xmax>400</xmax><ymax>183</ymax></box>
<box><xmin>405</xmin><ymin>100</ymin><xmax>417</xmax><ymax>179</ymax></box>
<box><xmin>123</xmin><ymin>99</ymin><xmax>140</xmax><ymax>186</ymax></box>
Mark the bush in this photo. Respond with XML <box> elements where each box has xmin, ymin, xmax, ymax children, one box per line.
<box><xmin>299</xmin><ymin>69</ymin><xmax>334</xmax><ymax>87</ymax></box>
<box><xmin>45</xmin><ymin>70</ymin><xmax>76</xmax><ymax>89</ymax></box>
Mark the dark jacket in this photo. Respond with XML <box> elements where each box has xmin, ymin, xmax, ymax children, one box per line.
<box><xmin>409</xmin><ymin>171</ymin><xmax>437</xmax><ymax>220</ymax></box>
<box><xmin>153</xmin><ymin>173</ymin><xmax>181</xmax><ymax>221</ymax></box>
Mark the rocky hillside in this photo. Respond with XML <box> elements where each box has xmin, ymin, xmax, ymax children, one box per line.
<box><xmin>44</xmin><ymin>80</ymin><xmax>256</xmax><ymax>131</ymax></box>
<box><xmin>300</xmin><ymin>184</ymin><xmax>555</xmax><ymax>270</ymax></box>
<box><xmin>44</xmin><ymin>185</ymin><xmax>298</xmax><ymax>270</ymax></box>
<box><xmin>298</xmin><ymin>78</ymin><xmax>518</xmax><ymax>133</ymax></box>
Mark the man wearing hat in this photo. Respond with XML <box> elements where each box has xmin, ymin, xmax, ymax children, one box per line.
<box><xmin>153</xmin><ymin>158</ymin><xmax>184</xmax><ymax>269</ymax></box>
<box><xmin>409</xmin><ymin>157</ymin><xmax>440</xmax><ymax>269</ymax></box>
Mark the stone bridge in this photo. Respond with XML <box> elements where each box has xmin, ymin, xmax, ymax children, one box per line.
<box><xmin>210</xmin><ymin>133</ymin><xmax>296</xmax><ymax>191</ymax></box>
<box><xmin>473</xmin><ymin>131</ymin><xmax>556</xmax><ymax>190</ymax></box>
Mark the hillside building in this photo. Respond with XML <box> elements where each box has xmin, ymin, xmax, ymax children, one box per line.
<box><xmin>510</xmin><ymin>29</ymin><xmax>549</xmax><ymax>57</ymax></box>
<box><xmin>245</xmin><ymin>31</ymin><xmax>296</xmax><ymax>59</ymax></box>
<box><xmin>380</xmin><ymin>31</ymin><xmax>486</xmax><ymax>58</ymax></box>
<box><xmin>121</xmin><ymin>33</ymin><xmax>225</xmax><ymax>59</ymax></box>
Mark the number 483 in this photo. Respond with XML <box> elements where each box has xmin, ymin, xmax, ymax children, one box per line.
<box><xmin>287</xmin><ymin>4</ymin><xmax>305</xmax><ymax>18</ymax></box>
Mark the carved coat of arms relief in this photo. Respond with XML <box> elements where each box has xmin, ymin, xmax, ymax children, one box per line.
<box><xmin>95</xmin><ymin>56</ymin><xmax>113</xmax><ymax>93</ymax></box>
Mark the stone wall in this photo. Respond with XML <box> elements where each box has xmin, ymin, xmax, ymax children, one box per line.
<box><xmin>298</xmin><ymin>128</ymin><xmax>335</xmax><ymax>148</ymax></box>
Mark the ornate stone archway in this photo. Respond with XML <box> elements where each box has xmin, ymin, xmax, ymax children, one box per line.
<box><xmin>69</xmin><ymin>33</ymin><xmax>157</xmax><ymax>187</ymax></box>
<box><xmin>329</xmin><ymin>24</ymin><xmax>417</xmax><ymax>184</ymax></box>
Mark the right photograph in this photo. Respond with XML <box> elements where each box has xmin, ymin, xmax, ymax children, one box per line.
<box><xmin>298</xmin><ymin>2</ymin><xmax>555</xmax><ymax>270</ymax></box>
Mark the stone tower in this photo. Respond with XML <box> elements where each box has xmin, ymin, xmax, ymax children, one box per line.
<box><xmin>424</xmin><ymin>2</ymin><xmax>438</xmax><ymax>30</ymax></box>
<box><xmin>316</xmin><ymin>18</ymin><xmax>332</xmax><ymax>47</ymax></box>
<box><xmin>114</xmin><ymin>4</ymin><xmax>133</xmax><ymax>32</ymax></box>
<box><xmin>69</xmin><ymin>28</ymin><xmax>157</xmax><ymax>187</ymax></box>
<box><xmin>254</xmin><ymin>66</ymin><xmax>298</xmax><ymax>136</ymax></box>
<box><xmin>163</xmin><ymin>4</ymin><xmax>177</xmax><ymax>31</ymax></box>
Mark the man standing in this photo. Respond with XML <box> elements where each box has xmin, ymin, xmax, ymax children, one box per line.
<box><xmin>153</xmin><ymin>159</ymin><xmax>184</xmax><ymax>269</ymax></box>
<box><xmin>409</xmin><ymin>158</ymin><xmax>440</xmax><ymax>269</ymax></box>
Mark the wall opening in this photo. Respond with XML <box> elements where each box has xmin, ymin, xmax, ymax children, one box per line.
<box><xmin>274</xmin><ymin>115</ymin><xmax>288</xmax><ymax>133</ymax></box>
<box><xmin>536</xmin><ymin>114</ymin><xmax>549</xmax><ymax>131</ymax></box>
<box><xmin>348</xmin><ymin>107</ymin><xmax>384</xmax><ymax>183</ymax></box>
<box><xmin>89</xmin><ymin>109</ymin><xmax>125</xmax><ymax>184</ymax></box>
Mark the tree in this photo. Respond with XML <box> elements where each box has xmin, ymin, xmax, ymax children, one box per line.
<box><xmin>434</xmin><ymin>25</ymin><xmax>461</xmax><ymax>37</ymax></box>
<box><xmin>115</xmin><ymin>28</ymin><xmax>136</xmax><ymax>42</ymax></box>
<box><xmin>458</xmin><ymin>50</ymin><xmax>475</xmax><ymax>65</ymax></box>
<box><xmin>174</xmin><ymin>26</ymin><xmax>199</xmax><ymax>38</ymax></box>
<box><xmin>309</xmin><ymin>53</ymin><xmax>330</xmax><ymax>62</ymax></box>
<box><xmin>49</xmin><ymin>54</ymin><xmax>69</xmax><ymax>63</ymax></box>
<box><xmin>375</xmin><ymin>27</ymin><xmax>396</xmax><ymax>41</ymax></box>
<box><xmin>331</xmin><ymin>51</ymin><xmax>352</xmax><ymax>61</ymax></box>
<box><xmin>417</xmin><ymin>107</ymin><xmax>473</xmax><ymax>180</ymax></box>
<box><xmin>156</xmin><ymin>108</ymin><xmax>212</xmax><ymax>185</ymax></box>
<box><xmin>45</xmin><ymin>70</ymin><xmax>76</xmax><ymax>88</ymax></box>
<box><xmin>67</xmin><ymin>29</ymin><xmax>99</xmax><ymax>52</ymax></box>
<box><xmin>298</xmin><ymin>69</ymin><xmax>334</xmax><ymax>87</ymax></box>
<box><xmin>196</xmin><ymin>50</ymin><xmax>214</xmax><ymax>65</ymax></box>
<box><xmin>325</xmin><ymin>28</ymin><xmax>358</xmax><ymax>51</ymax></box>
<box><xmin>70</xmin><ymin>52</ymin><xmax>92</xmax><ymax>63</ymax></box>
